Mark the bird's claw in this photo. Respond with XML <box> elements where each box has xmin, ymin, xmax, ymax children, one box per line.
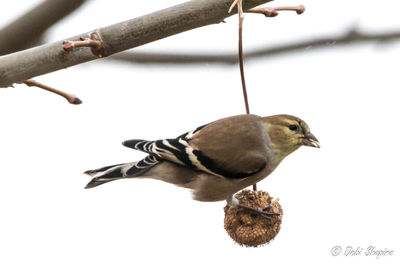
<box><xmin>256</xmin><ymin>207</ymin><xmax>281</xmax><ymax>219</ymax></box>
<box><xmin>237</xmin><ymin>204</ymin><xmax>280</xmax><ymax>220</ymax></box>
<box><xmin>261</xmin><ymin>204</ymin><xmax>272</xmax><ymax>211</ymax></box>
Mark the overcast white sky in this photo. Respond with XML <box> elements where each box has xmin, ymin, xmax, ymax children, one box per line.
<box><xmin>0</xmin><ymin>0</ymin><xmax>399</xmax><ymax>266</ymax></box>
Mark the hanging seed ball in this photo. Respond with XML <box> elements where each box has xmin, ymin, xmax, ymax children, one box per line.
<box><xmin>224</xmin><ymin>189</ymin><xmax>283</xmax><ymax>247</ymax></box>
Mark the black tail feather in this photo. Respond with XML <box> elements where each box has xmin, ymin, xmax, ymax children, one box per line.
<box><xmin>85</xmin><ymin>177</ymin><xmax>120</xmax><ymax>189</ymax></box>
<box><xmin>84</xmin><ymin>163</ymin><xmax>126</xmax><ymax>176</ymax></box>
<box><xmin>84</xmin><ymin>156</ymin><xmax>161</xmax><ymax>189</ymax></box>
<box><xmin>84</xmin><ymin>164</ymin><xmax>126</xmax><ymax>189</ymax></box>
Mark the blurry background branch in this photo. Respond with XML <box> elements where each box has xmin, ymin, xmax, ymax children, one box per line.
<box><xmin>0</xmin><ymin>0</ymin><xmax>273</xmax><ymax>88</ymax></box>
<box><xmin>0</xmin><ymin>0</ymin><xmax>88</xmax><ymax>56</ymax></box>
<box><xmin>108</xmin><ymin>27</ymin><xmax>400</xmax><ymax>65</ymax></box>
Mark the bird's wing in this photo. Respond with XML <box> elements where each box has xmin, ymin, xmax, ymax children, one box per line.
<box><xmin>122</xmin><ymin>115</ymin><xmax>268</xmax><ymax>179</ymax></box>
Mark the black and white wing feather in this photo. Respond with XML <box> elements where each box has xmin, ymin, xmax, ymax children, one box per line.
<box><xmin>122</xmin><ymin>123</ymin><xmax>267</xmax><ymax>179</ymax></box>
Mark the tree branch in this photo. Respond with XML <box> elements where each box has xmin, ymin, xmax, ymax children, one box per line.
<box><xmin>20</xmin><ymin>79</ymin><xmax>82</xmax><ymax>105</ymax></box>
<box><xmin>106</xmin><ymin>27</ymin><xmax>400</xmax><ymax>65</ymax></box>
<box><xmin>0</xmin><ymin>0</ymin><xmax>87</xmax><ymax>56</ymax></box>
<box><xmin>0</xmin><ymin>0</ymin><xmax>273</xmax><ymax>88</ymax></box>
<box><xmin>247</xmin><ymin>5</ymin><xmax>304</xmax><ymax>17</ymax></box>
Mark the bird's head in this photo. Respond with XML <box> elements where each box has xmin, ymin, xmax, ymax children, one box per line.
<box><xmin>263</xmin><ymin>114</ymin><xmax>319</xmax><ymax>160</ymax></box>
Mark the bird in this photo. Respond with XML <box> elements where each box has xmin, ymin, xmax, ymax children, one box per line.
<box><xmin>84</xmin><ymin>114</ymin><xmax>319</xmax><ymax>217</ymax></box>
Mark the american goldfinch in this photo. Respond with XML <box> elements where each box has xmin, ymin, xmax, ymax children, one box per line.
<box><xmin>85</xmin><ymin>114</ymin><xmax>319</xmax><ymax>216</ymax></box>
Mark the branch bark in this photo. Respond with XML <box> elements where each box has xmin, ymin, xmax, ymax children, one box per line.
<box><xmin>106</xmin><ymin>27</ymin><xmax>400</xmax><ymax>65</ymax></box>
<box><xmin>0</xmin><ymin>0</ymin><xmax>273</xmax><ymax>88</ymax></box>
<box><xmin>0</xmin><ymin>0</ymin><xmax>87</xmax><ymax>56</ymax></box>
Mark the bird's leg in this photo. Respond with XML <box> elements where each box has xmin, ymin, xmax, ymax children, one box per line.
<box><xmin>226</xmin><ymin>195</ymin><xmax>280</xmax><ymax>220</ymax></box>
<box><xmin>236</xmin><ymin>203</ymin><xmax>280</xmax><ymax>219</ymax></box>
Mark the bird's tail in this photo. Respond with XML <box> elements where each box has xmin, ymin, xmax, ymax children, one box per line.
<box><xmin>84</xmin><ymin>155</ymin><xmax>160</xmax><ymax>189</ymax></box>
<box><xmin>84</xmin><ymin>163</ymin><xmax>128</xmax><ymax>189</ymax></box>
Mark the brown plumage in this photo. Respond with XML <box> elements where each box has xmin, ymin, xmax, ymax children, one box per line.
<box><xmin>84</xmin><ymin>114</ymin><xmax>319</xmax><ymax>205</ymax></box>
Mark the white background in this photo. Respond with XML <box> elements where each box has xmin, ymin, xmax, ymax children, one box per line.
<box><xmin>0</xmin><ymin>0</ymin><xmax>399</xmax><ymax>266</ymax></box>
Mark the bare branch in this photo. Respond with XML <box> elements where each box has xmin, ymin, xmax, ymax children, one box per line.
<box><xmin>0</xmin><ymin>0</ymin><xmax>87</xmax><ymax>56</ymax></box>
<box><xmin>63</xmin><ymin>38</ymin><xmax>101</xmax><ymax>52</ymax></box>
<box><xmin>0</xmin><ymin>0</ymin><xmax>273</xmax><ymax>88</ymax></box>
<box><xmin>247</xmin><ymin>7</ymin><xmax>279</xmax><ymax>17</ymax></box>
<box><xmin>63</xmin><ymin>36</ymin><xmax>105</xmax><ymax>57</ymax></box>
<box><xmin>247</xmin><ymin>5</ymin><xmax>305</xmax><ymax>17</ymax></box>
<box><xmin>107</xmin><ymin>27</ymin><xmax>400</xmax><ymax>65</ymax></box>
<box><xmin>20</xmin><ymin>79</ymin><xmax>82</xmax><ymax>105</ymax></box>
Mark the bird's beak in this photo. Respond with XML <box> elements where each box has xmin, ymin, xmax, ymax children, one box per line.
<box><xmin>302</xmin><ymin>132</ymin><xmax>320</xmax><ymax>148</ymax></box>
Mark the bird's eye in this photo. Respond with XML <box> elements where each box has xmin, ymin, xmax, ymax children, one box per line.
<box><xmin>288</xmin><ymin>124</ymin><xmax>298</xmax><ymax>131</ymax></box>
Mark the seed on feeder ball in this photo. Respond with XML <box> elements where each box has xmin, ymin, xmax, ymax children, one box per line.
<box><xmin>224</xmin><ymin>190</ymin><xmax>283</xmax><ymax>247</ymax></box>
